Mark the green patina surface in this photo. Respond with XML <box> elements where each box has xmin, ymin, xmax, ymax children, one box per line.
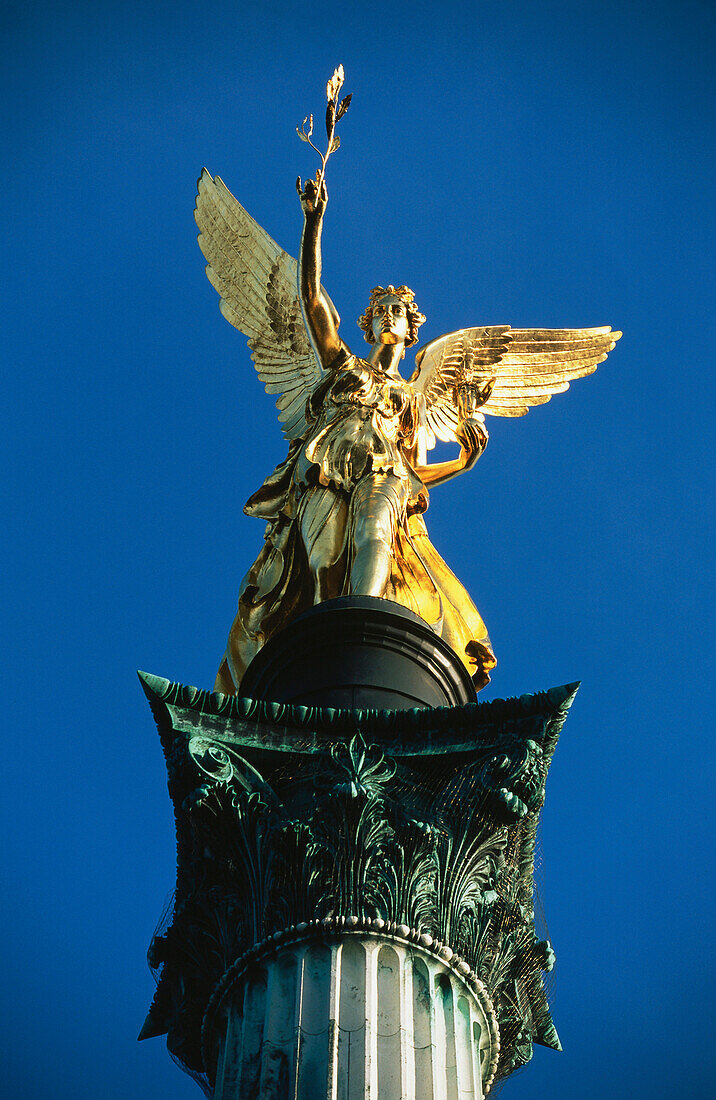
<box><xmin>140</xmin><ymin>672</ymin><xmax>576</xmax><ymax>1087</ymax></box>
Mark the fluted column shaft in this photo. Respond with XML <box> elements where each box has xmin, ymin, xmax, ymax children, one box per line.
<box><xmin>212</xmin><ymin>932</ymin><xmax>495</xmax><ymax>1100</ymax></box>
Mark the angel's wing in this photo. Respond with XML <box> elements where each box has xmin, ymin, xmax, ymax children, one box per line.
<box><xmin>479</xmin><ymin>327</ymin><xmax>622</xmax><ymax>417</ymax></box>
<box><xmin>194</xmin><ymin>169</ymin><xmax>323</xmax><ymax>440</ymax></box>
<box><xmin>409</xmin><ymin>326</ymin><xmax>512</xmax><ymax>452</ymax></box>
<box><xmin>410</xmin><ymin>325</ymin><xmax>621</xmax><ymax>451</ymax></box>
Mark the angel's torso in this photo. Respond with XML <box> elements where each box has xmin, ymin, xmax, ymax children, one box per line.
<box><xmin>302</xmin><ymin>352</ymin><xmax>421</xmax><ymax>492</ymax></box>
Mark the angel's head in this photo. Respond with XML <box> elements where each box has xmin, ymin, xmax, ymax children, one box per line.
<box><xmin>358</xmin><ymin>285</ymin><xmax>426</xmax><ymax>349</ymax></box>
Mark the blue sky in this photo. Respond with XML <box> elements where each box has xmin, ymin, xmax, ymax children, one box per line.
<box><xmin>2</xmin><ymin>1</ymin><xmax>714</xmax><ymax>1096</ymax></box>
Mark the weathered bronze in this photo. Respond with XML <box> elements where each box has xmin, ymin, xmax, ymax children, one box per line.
<box><xmin>139</xmin><ymin>669</ymin><xmax>574</xmax><ymax>1090</ymax></box>
<box><xmin>195</xmin><ymin>67</ymin><xmax>620</xmax><ymax>694</ymax></box>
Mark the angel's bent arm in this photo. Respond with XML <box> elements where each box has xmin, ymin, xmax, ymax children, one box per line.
<box><xmin>297</xmin><ymin>178</ymin><xmax>342</xmax><ymax>368</ymax></box>
<box><xmin>409</xmin><ymin>420</ymin><xmax>488</xmax><ymax>488</ymax></box>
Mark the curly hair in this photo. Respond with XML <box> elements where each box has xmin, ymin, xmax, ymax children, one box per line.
<box><xmin>357</xmin><ymin>285</ymin><xmax>426</xmax><ymax>347</ymax></box>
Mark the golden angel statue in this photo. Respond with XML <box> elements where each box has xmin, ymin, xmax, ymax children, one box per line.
<box><xmin>196</xmin><ymin>76</ymin><xmax>620</xmax><ymax>697</ymax></box>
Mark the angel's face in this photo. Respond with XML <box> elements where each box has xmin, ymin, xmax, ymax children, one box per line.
<box><xmin>371</xmin><ymin>294</ymin><xmax>409</xmax><ymax>346</ymax></box>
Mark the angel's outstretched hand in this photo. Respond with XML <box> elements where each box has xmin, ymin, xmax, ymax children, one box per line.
<box><xmin>455</xmin><ymin>376</ymin><xmax>496</xmax><ymax>420</ymax></box>
<box><xmin>296</xmin><ymin>172</ymin><xmax>328</xmax><ymax>221</ymax></box>
<box><xmin>455</xmin><ymin>417</ymin><xmax>489</xmax><ymax>471</ymax></box>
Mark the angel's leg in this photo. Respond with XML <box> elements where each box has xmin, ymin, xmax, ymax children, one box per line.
<box><xmin>349</xmin><ymin>472</ymin><xmax>408</xmax><ymax>597</ymax></box>
<box><xmin>299</xmin><ymin>483</ymin><xmax>349</xmax><ymax>604</ymax></box>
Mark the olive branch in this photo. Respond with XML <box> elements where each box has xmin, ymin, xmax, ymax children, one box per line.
<box><xmin>296</xmin><ymin>64</ymin><xmax>352</xmax><ymax>198</ymax></box>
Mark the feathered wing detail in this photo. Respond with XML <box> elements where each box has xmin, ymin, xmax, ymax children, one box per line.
<box><xmin>410</xmin><ymin>325</ymin><xmax>621</xmax><ymax>449</ymax></box>
<box><xmin>479</xmin><ymin>327</ymin><xmax>622</xmax><ymax>417</ymax></box>
<box><xmin>409</xmin><ymin>327</ymin><xmax>512</xmax><ymax>451</ymax></box>
<box><xmin>194</xmin><ymin>169</ymin><xmax>324</xmax><ymax>439</ymax></box>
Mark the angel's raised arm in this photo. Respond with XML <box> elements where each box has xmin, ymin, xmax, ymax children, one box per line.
<box><xmin>297</xmin><ymin>176</ymin><xmax>342</xmax><ymax>368</ymax></box>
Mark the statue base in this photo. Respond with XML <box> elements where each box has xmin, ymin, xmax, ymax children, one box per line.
<box><xmin>239</xmin><ymin>596</ymin><xmax>478</xmax><ymax>710</ymax></box>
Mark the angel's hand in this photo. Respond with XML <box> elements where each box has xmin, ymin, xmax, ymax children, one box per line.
<box><xmin>474</xmin><ymin>376</ymin><xmax>496</xmax><ymax>407</ymax></box>
<box><xmin>455</xmin><ymin>416</ymin><xmax>488</xmax><ymax>471</ymax></box>
<box><xmin>296</xmin><ymin>171</ymin><xmax>328</xmax><ymax>222</ymax></box>
<box><xmin>455</xmin><ymin>376</ymin><xmax>496</xmax><ymax>420</ymax></box>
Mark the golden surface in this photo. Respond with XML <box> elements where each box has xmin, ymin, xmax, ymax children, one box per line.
<box><xmin>196</xmin><ymin>168</ymin><xmax>620</xmax><ymax>695</ymax></box>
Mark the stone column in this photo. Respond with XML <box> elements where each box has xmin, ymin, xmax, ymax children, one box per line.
<box><xmin>209</xmin><ymin>928</ymin><xmax>498</xmax><ymax>1099</ymax></box>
